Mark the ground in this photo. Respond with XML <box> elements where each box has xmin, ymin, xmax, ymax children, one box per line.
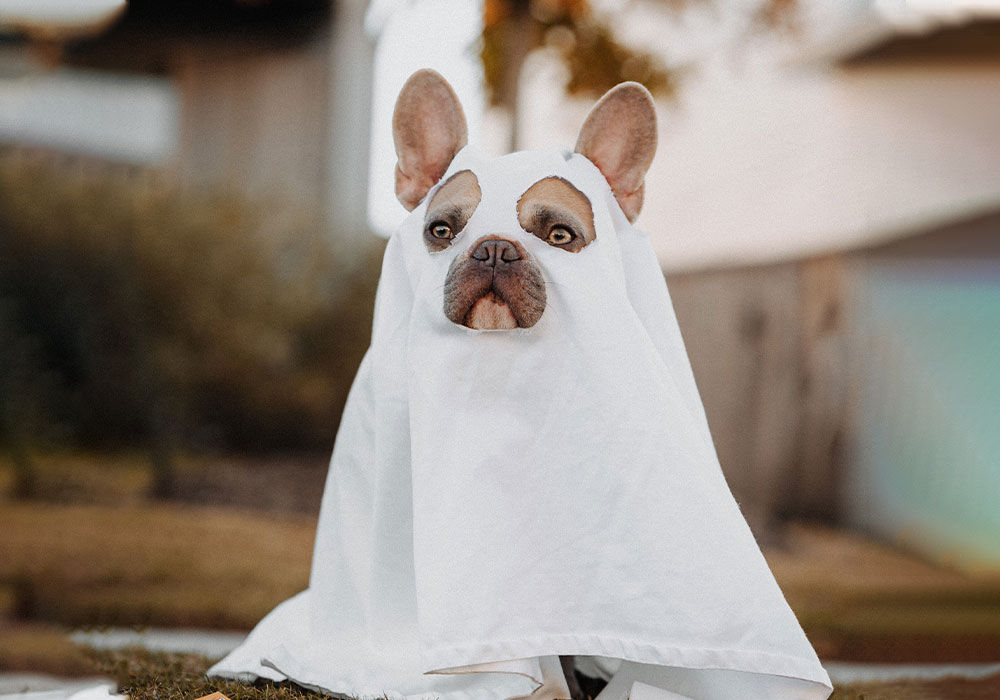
<box><xmin>87</xmin><ymin>648</ymin><xmax>1000</xmax><ymax>700</ymax></box>
<box><xmin>2</xmin><ymin>453</ymin><xmax>1000</xmax><ymax>698</ymax></box>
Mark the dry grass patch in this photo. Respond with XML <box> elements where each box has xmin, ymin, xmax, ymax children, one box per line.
<box><xmin>765</xmin><ymin>522</ymin><xmax>1000</xmax><ymax>661</ymax></box>
<box><xmin>0</xmin><ymin>453</ymin><xmax>152</xmax><ymax>505</ymax></box>
<box><xmin>830</xmin><ymin>674</ymin><xmax>1000</xmax><ymax>700</ymax></box>
<box><xmin>0</xmin><ymin>503</ymin><xmax>314</xmax><ymax>629</ymax></box>
<box><xmin>5</xmin><ymin>499</ymin><xmax>1000</xmax><ymax>665</ymax></box>
<box><xmin>0</xmin><ymin>453</ymin><xmax>329</xmax><ymax>514</ymax></box>
<box><xmin>92</xmin><ymin>648</ymin><xmax>329</xmax><ymax>700</ymax></box>
<box><xmin>0</xmin><ymin>622</ymin><xmax>95</xmax><ymax>676</ymax></box>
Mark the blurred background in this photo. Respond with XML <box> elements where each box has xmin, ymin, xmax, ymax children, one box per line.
<box><xmin>1</xmin><ymin>0</ymin><xmax>999</xmax><ymax>687</ymax></box>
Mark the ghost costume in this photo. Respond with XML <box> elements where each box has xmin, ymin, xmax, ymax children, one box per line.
<box><xmin>209</xmin><ymin>146</ymin><xmax>833</xmax><ymax>700</ymax></box>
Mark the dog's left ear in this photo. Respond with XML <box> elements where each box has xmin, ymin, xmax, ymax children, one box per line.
<box><xmin>575</xmin><ymin>82</ymin><xmax>657</xmax><ymax>222</ymax></box>
<box><xmin>393</xmin><ymin>69</ymin><xmax>469</xmax><ymax>211</ymax></box>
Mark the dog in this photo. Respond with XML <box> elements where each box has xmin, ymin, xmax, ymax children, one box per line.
<box><xmin>391</xmin><ymin>69</ymin><xmax>657</xmax><ymax>700</ymax></box>
<box><xmin>210</xmin><ymin>69</ymin><xmax>831</xmax><ymax>700</ymax></box>
<box><xmin>393</xmin><ymin>69</ymin><xmax>654</xmax><ymax>333</ymax></box>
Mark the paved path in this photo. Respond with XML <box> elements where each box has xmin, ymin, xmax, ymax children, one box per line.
<box><xmin>0</xmin><ymin>677</ymin><xmax>119</xmax><ymax>700</ymax></box>
<box><xmin>0</xmin><ymin>677</ymin><xmax>114</xmax><ymax>696</ymax></box>
<box><xmin>824</xmin><ymin>660</ymin><xmax>1000</xmax><ymax>684</ymax></box>
<box><xmin>68</xmin><ymin>629</ymin><xmax>246</xmax><ymax>660</ymax></box>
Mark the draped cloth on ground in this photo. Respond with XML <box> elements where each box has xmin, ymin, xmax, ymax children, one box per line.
<box><xmin>208</xmin><ymin>146</ymin><xmax>833</xmax><ymax>700</ymax></box>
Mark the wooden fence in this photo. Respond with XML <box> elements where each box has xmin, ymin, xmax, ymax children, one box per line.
<box><xmin>667</xmin><ymin>255</ymin><xmax>851</xmax><ymax>539</ymax></box>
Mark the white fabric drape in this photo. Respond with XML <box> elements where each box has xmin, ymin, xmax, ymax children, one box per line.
<box><xmin>210</xmin><ymin>146</ymin><xmax>833</xmax><ymax>700</ymax></box>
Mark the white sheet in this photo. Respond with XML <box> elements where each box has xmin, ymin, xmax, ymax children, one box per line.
<box><xmin>209</xmin><ymin>145</ymin><xmax>833</xmax><ymax>700</ymax></box>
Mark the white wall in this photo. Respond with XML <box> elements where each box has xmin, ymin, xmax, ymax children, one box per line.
<box><xmin>0</xmin><ymin>64</ymin><xmax>178</xmax><ymax>163</ymax></box>
<box><xmin>518</xmin><ymin>53</ymin><xmax>1000</xmax><ymax>272</ymax></box>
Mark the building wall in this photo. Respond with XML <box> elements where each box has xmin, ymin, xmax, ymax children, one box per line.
<box><xmin>667</xmin><ymin>255</ymin><xmax>849</xmax><ymax>538</ymax></box>
<box><xmin>0</xmin><ymin>0</ymin><xmax>375</xmax><ymax>234</ymax></box>
<box><xmin>667</xmin><ymin>210</ymin><xmax>1000</xmax><ymax>567</ymax></box>
<box><xmin>173</xmin><ymin>36</ymin><xmax>331</xmax><ymax>208</ymax></box>
<box><xmin>0</xmin><ymin>60</ymin><xmax>179</xmax><ymax>164</ymax></box>
<box><xmin>515</xmin><ymin>43</ymin><xmax>1000</xmax><ymax>274</ymax></box>
<box><xmin>843</xmin><ymin>212</ymin><xmax>1000</xmax><ymax>570</ymax></box>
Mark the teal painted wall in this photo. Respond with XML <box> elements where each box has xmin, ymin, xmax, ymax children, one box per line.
<box><xmin>847</xmin><ymin>259</ymin><xmax>1000</xmax><ymax>569</ymax></box>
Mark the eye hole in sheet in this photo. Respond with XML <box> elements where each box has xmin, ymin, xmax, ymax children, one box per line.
<box><xmin>424</xmin><ymin>170</ymin><xmax>481</xmax><ymax>252</ymax></box>
<box><xmin>517</xmin><ymin>176</ymin><xmax>596</xmax><ymax>253</ymax></box>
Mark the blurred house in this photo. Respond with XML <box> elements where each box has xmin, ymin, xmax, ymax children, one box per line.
<box><xmin>672</xmin><ymin>10</ymin><xmax>1000</xmax><ymax>565</ymax></box>
<box><xmin>517</xmin><ymin>2</ymin><xmax>1000</xmax><ymax>562</ymax></box>
<box><xmin>3</xmin><ymin>0</ymin><xmax>997</xmax><ymax>566</ymax></box>
<box><xmin>0</xmin><ymin>0</ymin><xmax>373</xmax><ymax>234</ymax></box>
<box><xmin>667</xmin><ymin>12</ymin><xmax>1000</xmax><ymax>567</ymax></box>
<box><xmin>845</xmin><ymin>213</ymin><xmax>1000</xmax><ymax>572</ymax></box>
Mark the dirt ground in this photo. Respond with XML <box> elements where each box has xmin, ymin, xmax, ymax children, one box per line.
<box><xmin>0</xmin><ymin>452</ymin><xmax>331</xmax><ymax>513</ymax></box>
<box><xmin>835</xmin><ymin>672</ymin><xmax>1000</xmax><ymax>699</ymax></box>
<box><xmin>2</xmin><ymin>453</ymin><xmax>1000</xmax><ymax>679</ymax></box>
<box><xmin>764</xmin><ymin>522</ymin><xmax>1000</xmax><ymax>663</ymax></box>
<box><xmin>86</xmin><ymin>648</ymin><xmax>1000</xmax><ymax>700</ymax></box>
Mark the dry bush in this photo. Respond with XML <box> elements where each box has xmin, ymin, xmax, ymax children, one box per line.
<box><xmin>0</xmin><ymin>150</ymin><xmax>384</xmax><ymax>454</ymax></box>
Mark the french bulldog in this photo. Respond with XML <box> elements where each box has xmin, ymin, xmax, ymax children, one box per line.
<box><xmin>391</xmin><ymin>70</ymin><xmax>657</xmax><ymax>700</ymax></box>
<box><xmin>393</xmin><ymin>69</ymin><xmax>656</xmax><ymax>332</ymax></box>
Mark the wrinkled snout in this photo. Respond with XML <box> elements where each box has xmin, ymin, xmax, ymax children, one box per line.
<box><xmin>443</xmin><ymin>235</ymin><xmax>546</xmax><ymax>330</ymax></box>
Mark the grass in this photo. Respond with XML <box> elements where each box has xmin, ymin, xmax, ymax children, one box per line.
<box><xmin>4</xmin><ymin>502</ymin><xmax>1000</xmax><ymax>669</ymax></box>
<box><xmin>0</xmin><ymin>622</ymin><xmax>96</xmax><ymax>677</ymax></box>
<box><xmin>0</xmin><ymin>502</ymin><xmax>313</xmax><ymax>630</ymax></box>
<box><xmin>3</xmin><ymin>454</ymin><xmax>1000</xmax><ymax>677</ymax></box>
<box><xmin>0</xmin><ymin>453</ymin><xmax>152</xmax><ymax>506</ymax></box>
<box><xmin>0</xmin><ymin>453</ymin><xmax>329</xmax><ymax>513</ymax></box>
<box><xmin>763</xmin><ymin>522</ymin><xmax>1000</xmax><ymax>661</ymax></box>
<box><xmin>82</xmin><ymin>648</ymin><xmax>1000</xmax><ymax>700</ymax></box>
<box><xmin>90</xmin><ymin>648</ymin><xmax>327</xmax><ymax>700</ymax></box>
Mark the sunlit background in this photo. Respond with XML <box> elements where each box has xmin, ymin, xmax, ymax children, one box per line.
<box><xmin>1</xmin><ymin>0</ymin><xmax>999</xmax><ymax>695</ymax></box>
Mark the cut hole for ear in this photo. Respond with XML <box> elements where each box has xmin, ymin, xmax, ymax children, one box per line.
<box><xmin>575</xmin><ymin>82</ymin><xmax>657</xmax><ymax>223</ymax></box>
<box><xmin>393</xmin><ymin>69</ymin><xmax>469</xmax><ymax>211</ymax></box>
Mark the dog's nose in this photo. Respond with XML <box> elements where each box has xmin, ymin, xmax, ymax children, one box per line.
<box><xmin>471</xmin><ymin>238</ymin><xmax>521</xmax><ymax>267</ymax></box>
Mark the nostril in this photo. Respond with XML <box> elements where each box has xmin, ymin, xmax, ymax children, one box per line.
<box><xmin>471</xmin><ymin>242</ymin><xmax>492</xmax><ymax>262</ymax></box>
<box><xmin>499</xmin><ymin>242</ymin><xmax>521</xmax><ymax>263</ymax></box>
<box><xmin>471</xmin><ymin>238</ymin><xmax>521</xmax><ymax>267</ymax></box>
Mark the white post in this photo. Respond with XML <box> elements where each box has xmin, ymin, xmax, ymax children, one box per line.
<box><xmin>326</xmin><ymin>0</ymin><xmax>377</xmax><ymax>239</ymax></box>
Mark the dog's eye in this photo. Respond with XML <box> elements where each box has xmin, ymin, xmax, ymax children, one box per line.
<box><xmin>429</xmin><ymin>222</ymin><xmax>453</xmax><ymax>240</ymax></box>
<box><xmin>546</xmin><ymin>226</ymin><xmax>575</xmax><ymax>246</ymax></box>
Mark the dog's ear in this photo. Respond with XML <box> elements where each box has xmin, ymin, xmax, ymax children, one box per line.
<box><xmin>393</xmin><ymin>70</ymin><xmax>469</xmax><ymax>211</ymax></box>
<box><xmin>575</xmin><ymin>82</ymin><xmax>657</xmax><ymax>222</ymax></box>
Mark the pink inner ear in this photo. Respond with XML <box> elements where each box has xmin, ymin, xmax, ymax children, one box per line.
<box><xmin>615</xmin><ymin>183</ymin><xmax>644</xmax><ymax>223</ymax></box>
<box><xmin>574</xmin><ymin>83</ymin><xmax>657</xmax><ymax>221</ymax></box>
<box><xmin>593</xmin><ymin>141</ymin><xmax>643</xmax><ymax>196</ymax></box>
<box><xmin>392</xmin><ymin>70</ymin><xmax>468</xmax><ymax>210</ymax></box>
<box><xmin>395</xmin><ymin>166</ymin><xmax>435</xmax><ymax>211</ymax></box>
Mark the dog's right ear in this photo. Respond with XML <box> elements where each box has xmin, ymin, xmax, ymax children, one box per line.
<box><xmin>393</xmin><ymin>70</ymin><xmax>469</xmax><ymax>211</ymax></box>
<box><xmin>575</xmin><ymin>82</ymin><xmax>657</xmax><ymax>223</ymax></box>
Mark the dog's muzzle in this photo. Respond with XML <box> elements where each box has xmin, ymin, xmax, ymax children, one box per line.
<box><xmin>443</xmin><ymin>236</ymin><xmax>546</xmax><ymax>330</ymax></box>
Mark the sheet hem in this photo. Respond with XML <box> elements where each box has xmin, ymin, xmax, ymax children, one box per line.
<box><xmin>420</xmin><ymin>634</ymin><xmax>832</xmax><ymax>690</ymax></box>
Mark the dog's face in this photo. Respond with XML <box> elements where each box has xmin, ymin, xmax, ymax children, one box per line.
<box><xmin>392</xmin><ymin>70</ymin><xmax>656</xmax><ymax>331</ymax></box>
<box><xmin>428</xmin><ymin>171</ymin><xmax>597</xmax><ymax>330</ymax></box>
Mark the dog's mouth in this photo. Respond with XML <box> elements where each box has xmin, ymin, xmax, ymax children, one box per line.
<box><xmin>443</xmin><ymin>236</ymin><xmax>546</xmax><ymax>330</ymax></box>
<box><xmin>464</xmin><ymin>291</ymin><xmax>518</xmax><ymax>330</ymax></box>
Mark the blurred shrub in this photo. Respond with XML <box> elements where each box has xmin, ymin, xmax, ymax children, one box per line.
<box><xmin>0</xmin><ymin>150</ymin><xmax>383</xmax><ymax>454</ymax></box>
<box><xmin>481</xmin><ymin>0</ymin><xmax>675</xmax><ymax>109</ymax></box>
